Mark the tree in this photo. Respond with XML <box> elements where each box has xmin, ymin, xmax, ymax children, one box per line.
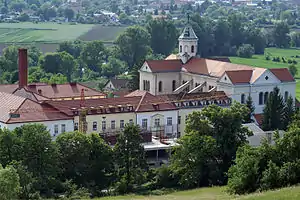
<box><xmin>56</xmin><ymin>132</ymin><xmax>113</xmax><ymax>194</ymax></box>
<box><xmin>244</xmin><ymin>95</ymin><xmax>255</xmax><ymax>123</ymax></box>
<box><xmin>185</xmin><ymin>103</ymin><xmax>252</xmax><ymax>184</ymax></box>
<box><xmin>1</xmin><ymin>45</ymin><xmax>18</xmax><ymax>72</ymax></box>
<box><xmin>64</xmin><ymin>8</ymin><xmax>75</xmax><ymax>21</ymax></box>
<box><xmin>273</xmin><ymin>21</ymin><xmax>290</xmax><ymax>48</ymax></box>
<box><xmin>114</xmin><ymin>124</ymin><xmax>147</xmax><ymax>193</ymax></box>
<box><xmin>116</xmin><ymin>26</ymin><xmax>151</xmax><ymax>69</ymax></box>
<box><xmin>290</xmin><ymin>32</ymin><xmax>300</xmax><ymax>47</ymax></box>
<box><xmin>15</xmin><ymin>124</ymin><xmax>60</xmax><ymax>194</ymax></box>
<box><xmin>102</xmin><ymin>56</ymin><xmax>125</xmax><ymax>78</ymax></box>
<box><xmin>0</xmin><ymin>165</ymin><xmax>20</xmax><ymax>200</ymax></box>
<box><xmin>39</xmin><ymin>51</ymin><xmax>76</xmax><ymax>81</ymax></box>
<box><xmin>289</xmin><ymin>64</ymin><xmax>298</xmax><ymax>77</ymax></box>
<box><xmin>213</xmin><ymin>19</ymin><xmax>231</xmax><ymax>56</ymax></box>
<box><xmin>237</xmin><ymin>44</ymin><xmax>254</xmax><ymax>58</ymax></box>
<box><xmin>228</xmin><ymin>13</ymin><xmax>245</xmax><ymax>48</ymax></box>
<box><xmin>41</xmin><ymin>73</ymin><xmax>68</xmax><ymax>84</ymax></box>
<box><xmin>170</xmin><ymin>133</ymin><xmax>217</xmax><ymax>188</ymax></box>
<box><xmin>283</xmin><ymin>96</ymin><xmax>295</xmax><ymax>130</ymax></box>
<box><xmin>80</xmin><ymin>40</ymin><xmax>107</xmax><ymax>72</ymax></box>
<box><xmin>262</xmin><ymin>87</ymin><xmax>286</xmax><ymax>131</ymax></box>
<box><xmin>246</xmin><ymin>27</ymin><xmax>266</xmax><ymax>54</ymax></box>
<box><xmin>57</xmin><ymin>40</ymin><xmax>83</xmax><ymax>58</ymax></box>
<box><xmin>146</xmin><ymin>19</ymin><xmax>178</xmax><ymax>55</ymax></box>
<box><xmin>10</xmin><ymin>2</ymin><xmax>26</xmax><ymax>12</ymax></box>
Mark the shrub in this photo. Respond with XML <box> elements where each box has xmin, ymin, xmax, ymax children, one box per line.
<box><xmin>292</xmin><ymin>59</ymin><xmax>298</xmax><ymax>64</ymax></box>
<box><xmin>260</xmin><ymin>161</ymin><xmax>280</xmax><ymax>191</ymax></box>
<box><xmin>279</xmin><ymin>160</ymin><xmax>300</xmax><ymax>187</ymax></box>
<box><xmin>237</xmin><ymin>44</ymin><xmax>255</xmax><ymax>58</ymax></box>
<box><xmin>288</xmin><ymin>65</ymin><xmax>298</xmax><ymax>77</ymax></box>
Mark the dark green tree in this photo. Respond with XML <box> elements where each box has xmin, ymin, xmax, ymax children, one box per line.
<box><xmin>115</xmin><ymin>26</ymin><xmax>151</xmax><ymax>69</ymax></box>
<box><xmin>283</xmin><ymin>95</ymin><xmax>295</xmax><ymax>130</ymax></box>
<box><xmin>185</xmin><ymin>103</ymin><xmax>252</xmax><ymax>184</ymax></box>
<box><xmin>288</xmin><ymin>64</ymin><xmax>298</xmax><ymax>77</ymax></box>
<box><xmin>57</xmin><ymin>40</ymin><xmax>83</xmax><ymax>58</ymax></box>
<box><xmin>244</xmin><ymin>95</ymin><xmax>255</xmax><ymax>123</ymax></box>
<box><xmin>80</xmin><ymin>40</ymin><xmax>107</xmax><ymax>72</ymax></box>
<box><xmin>114</xmin><ymin>124</ymin><xmax>147</xmax><ymax>193</ymax></box>
<box><xmin>146</xmin><ymin>19</ymin><xmax>178</xmax><ymax>55</ymax></box>
<box><xmin>170</xmin><ymin>133</ymin><xmax>217</xmax><ymax>188</ymax></box>
<box><xmin>262</xmin><ymin>87</ymin><xmax>286</xmax><ymax>131</ymax></box>
<box><xmin>273</xmin><ymin>21</ymin><xmax>290</xmax><ymax>48</ymax></box>
<box><xmin>64</xmin><ymin>8</ymin><xmax>74</xmax><ymax>21</ymax></box>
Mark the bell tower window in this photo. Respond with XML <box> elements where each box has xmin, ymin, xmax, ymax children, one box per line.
<box><xmin>180</xmin><ymin>45</ymin><xmax>182</xmax><ymax>53</ymax></box>
<box><xmin>158</xmin><ymin>81</ymin><xmax>162</xmax><ymax>92</ymax></box>
<box><xmin>191</xmin><ymin>45</ymin><xmax>194</xmax><ymax>53</ymax></box>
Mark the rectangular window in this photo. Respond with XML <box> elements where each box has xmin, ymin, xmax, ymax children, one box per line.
<box><xmin>74</xmin><ymin>122</ymin><xmax>78</xmax><ymax>131</ymax></box>
<box><xmin>93</xmin><ymin>122</ymin><xmax>97</xmax><ymax>131</ymax></box>
<box><xmin>154</xmin><ymin>118</ymin><xmax>160</xmax><ymax>127</ymax></box>
<box><xmin>54</xmin><ymin>125</ymin><xmax>58</xmax><ymax>135</ymax></box>
<box><xmin>178</xmin><ymin>116</ymin><xmax>181</xmax><ymax>124</ymax></box>
<box><xmin>129</xmin><ymin>119</ymin><xmax>133</xmax><ymax>125</ymax></box>
<box><xmin>111</xmin><ymin>120</ymin><xmax>116</xmax><ymax>129</ymax></box>
<box><xmin>142</xmin><ymin>119</ymin><xmax>148</xmax><ymax>128</ymax></box>
<box><xmin>61</xmin><ymin>124</ymin><xmax>66</xmax><ymax>133</ymax></box>
<box><xmin>167</xmin><ymin>117</ymin><xmax>172</xmax><ymax>125</ymax></box>
<box><xmin>120</xmin><ymin>120</ymin><xmax>124</xmax><ymax>128</ymax></box>
<box><xmin>102</xmin><ymin>121</ymin><xmax>106</xmax><ymax>130</ymax></box>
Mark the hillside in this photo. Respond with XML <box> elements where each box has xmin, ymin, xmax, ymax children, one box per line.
<box><xmin>97</xmin><ymin>185</ymin><xmax>300</xmax><ymax>200</ymax></box>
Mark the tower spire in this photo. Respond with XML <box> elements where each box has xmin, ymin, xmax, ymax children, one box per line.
<box><xmin>187</xmin><ymin>13</ymin><xmax>190</xmax><ymax>24</ymax></box>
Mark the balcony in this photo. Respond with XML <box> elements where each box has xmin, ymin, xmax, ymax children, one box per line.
<box><xmin>140</xmin><ymin>125</ymin><xmax>178</xmax><ymax>138</ymax></box>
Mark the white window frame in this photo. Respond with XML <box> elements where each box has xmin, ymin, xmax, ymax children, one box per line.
<box><xmin>61</xmin><ymin>124</ymin><xmax>66</xmax><ymax>133</ymax></box>
<box><xmin>167</xmin><ymin>117</ymin><xmax>172</xmax><ymax>126</ymax></box>
<box><xmin>154</xmin><ymin>118</ymin><xmax>160</xmax><ymax>127</ymax></box>
<box><xmin>111</xmin><ymin>120</ymin><xmax>116</xmax><ymax>129</ymax></box>
<box><xmin>142</xmin><ymin>119</ymin><xmax>148</xmax><ymax>128</ymax></box>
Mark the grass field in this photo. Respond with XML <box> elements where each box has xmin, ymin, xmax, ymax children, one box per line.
<box><xmin>230</xmin><ymin>48</ymin><xmax>300</xmax><ymax>98</ymax></box>
<box><xmin>0</xmin><ymin>22</ymin><xmax>127</xmax><ymax>53</ymax></box>
<box><xmin>96</xmin><ymin>185</ymin><xmax>300</xmax><ymax>200</ymax></box>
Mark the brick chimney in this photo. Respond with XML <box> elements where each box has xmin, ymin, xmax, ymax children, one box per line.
<box><xmin>18</xmin><ymin>48</ymin><xmax>28</xmax><ymax>88</ymax></box>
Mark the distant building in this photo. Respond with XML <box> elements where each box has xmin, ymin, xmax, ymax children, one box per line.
<box><xmin>139</xmin><ymin>21</ymin><xmax>296</xmax><ymax>116</ymax></box>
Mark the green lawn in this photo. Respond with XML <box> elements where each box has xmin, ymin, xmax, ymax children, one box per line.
<box><xmin>95</xmin><ymin>185</ymin><xmax>300</xmax><ymax>200</ymax></box>
<box><xmin>230</xmin><ymin>48</ymin><xmax>300</xmax><ymax>99</ymax></box>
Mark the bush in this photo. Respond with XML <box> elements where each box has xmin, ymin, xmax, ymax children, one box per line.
<box><xmin>155</xmin><ymin>165</ymin><xmax>178</xmax><ymax>189</ymax></box>
<box><xmin>272</xmin><ymin>56</ymin><xmax>281</xmax><ymax>62</ymax></box>
<box><xmin>289</xmin><ymin>64</ymin><xmax>298</xmax><ymax>77</ymax></box>
<box><xmin>237</xmin><ymin>44</ymin><xmax>255</xmax><ymax>58</ymax></box>
<box><xmin>260</xmin><ymin>161</ymin><xmax>280</xmax><ymax>191</ymax></box>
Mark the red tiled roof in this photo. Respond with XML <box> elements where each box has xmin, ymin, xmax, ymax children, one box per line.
<box><xmin>145</xmin><ymin>59</ymin><xmax>182</xmax><ymax>72</ymax></box>
<box><xmin>25</xmin><ymin>83</ymin><xmax>105</xmax><ymax>99</ymax></box>
<box><xmin>0</xmin><ymin>92</ymin><xmax>72</xmax><ymax>123</ymax></box>
<box><xmin>269</xmin><ymin>68</ymin><xmax>295</xmax><ymax>82</ymax></box>
<box><xmin>225</xmin><ymin>70</ymin><xmax>253</xmax><ymax>84</ymax></box>
<box><xmin>182</xmin><ymin>57</ymin><xmax>209</xmax><ymax>75</ymax></box>
<box><xmin>47</xmin><ymin>96</ymin><xmax>143</xmax><ymax>116</ymax></box>
<box><xmin>136</xmin><ymin>92</ymin><xmax>177</xmax><ymax>112</ymax></box>
<box><xmin>0</xmin><ymin>83</ymin><xmax>106</xmax><ymax>100</ymax></box>
<box><xmin>254</xmin><ymin>114</ymin><xmax>263</xmax><ymax>126</ymax></box>
<box><xmin>125</xmin><ymin>90</ymin><xmax>147</xmax><ymax>97</ymax></box>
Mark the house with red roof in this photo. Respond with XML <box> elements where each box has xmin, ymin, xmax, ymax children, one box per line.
<box><xmin>139</xmin><ymin>22</ymin><xmax>296</xmax><ymax>115</ymax></box>
<box><xmin>0</xmin><ymin>92</ymin><xmax>74</xmax><ymax>137</ymax></box>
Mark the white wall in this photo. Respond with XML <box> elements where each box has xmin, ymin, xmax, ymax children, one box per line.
<box><xmin>5</xmin><ymin>119</ymin><xmax>74</xmax><ymax>138</ymax></box>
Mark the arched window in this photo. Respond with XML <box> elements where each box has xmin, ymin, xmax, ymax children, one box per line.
<box><xmin>241</xmin><ymin>94</ymin><xmax>245</xmax><ymax>104</ymax></box>
<box><xmin>285</xmin><ymin>91</ymin><xmax>289</xmax><ymax>102</ymax></box>
<box><xmin>191</xmin><ymin>45</ymin><xmax>194</xmax><ymax>53</ymax></box>
<box><xmin>172</xmin><ymin>80</ymin><xmax>176</xmax><ymax>91</ymax></box>
<box><xmin>158</xmin><ymin>81</ymin><xmax>162</xmax><ymax>92</ymax></box>
<box><xmin>264</xmin><ymin>92</ymin><xmax>269</xmax><ymax>104</ymax></box>
<box><xmin>180</xmin><ymin>45</ymin><xmax>182</xmax><ymax>53</ymax></box>
<box><xmin>259</xmin><ymin>92</ymin><xmax>263</xmax><ymax>105</ymax></box>
<box><xmin>184</xmin><ymin>45</ymin><xmax>188</xmax><ymax>53</ymax></box>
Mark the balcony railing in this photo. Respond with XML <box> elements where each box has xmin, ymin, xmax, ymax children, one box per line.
<box><xmin>140</xmin><ymin>125</ymin><xmax>178</xmax><ymax>137</ymax></box>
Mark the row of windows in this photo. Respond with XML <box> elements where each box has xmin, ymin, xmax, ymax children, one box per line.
<box><xmin>54</xmin><ymin>124</ymin><xmax>66</xmax><ymax>136</ymax></box>
<box><xmin>143</xmin><ymin>80</ymin><xmax>150</xmax><ymax>91</ymax></box>
<box><xmin>240</xmin><ymin>91</ymin><xmax>290</xmax><ymax>105</ymax></box>
<box><xmin>74</xmin><ymin>119</ymin><xmax>134</xmax><ymax>131</ymax></box>
<box><xmin>179</xmin><ymin>45</ymin><xmax>195</xmax><ymax>53</ymax></box>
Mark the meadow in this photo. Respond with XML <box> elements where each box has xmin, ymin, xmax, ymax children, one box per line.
<box><xmin>0</xmin><ymin>22</ymin><xmax>127</xmax><ymax>52</ymax></box>
<box><xmin>230</xmin><ymin>48</ymin><xmax>300</xmax><ymax>98</ymax></box>
<box><xmin>96</xmin><ymin>185</ymin><xmax>300</xmax><ymax>200</ymax></box>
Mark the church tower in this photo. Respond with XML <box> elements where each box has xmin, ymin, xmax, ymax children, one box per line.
<box><xmin>178</xmin><ymin>16</ymin><xmax>198</xmax><ymax>64</ymax></box>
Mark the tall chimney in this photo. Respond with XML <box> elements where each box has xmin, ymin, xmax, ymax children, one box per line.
<box><xmin>18</xmin><ymin>48</ymin><xmax>28</xmax><ymax>88</ymax></box>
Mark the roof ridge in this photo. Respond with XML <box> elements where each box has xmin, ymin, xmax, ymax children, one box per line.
<box><xmin>135</xmin><ymin>92</ymin><xmax>147</xmax><ymax>112</ymax></box>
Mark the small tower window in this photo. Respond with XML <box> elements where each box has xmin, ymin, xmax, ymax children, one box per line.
<box><xmin>191</xmin><ymin>45</ymin><xmax>194</xmax><ymax>53</ymax></box>
<box><xmin>241</xmin><ymin>94</ymin><xmax>245</xmax><ymax>104</ymax></box>
<box><xmin>285</xmin><ymin>91</ymin><xmax>289</xmax><ymax>102</ymax></box>
<box><xmin>158</xmin><ymin>81</ymin><xmax>162</xmax><ymax>92</ymax></box>
<box><xmin>180</xmin><ymin>45</ymin><xmax>182</xmax><ymax>53</ymax></box>
<box><xmin>172</xmin><ymin>80</ymin><xmax>176</xmax><ymax>91</ymax></box>
<box><xmin>264</xmin><ymin>92</ymin><xmax>269</xmax><ymax>104</ymax></box>
<box><xmin>259</xmin><ymin>92</ymin><xmax>263</xmax><ymax>105</ymax></box>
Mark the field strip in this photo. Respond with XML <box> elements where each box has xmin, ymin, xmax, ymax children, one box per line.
<box><xmin>0</xmin><ymin>29</ymin><xmax>22</xmax><ymax>38</ymax></box>
<box><xmin>8</xmin><ymin>30</ymin><xmax>29</xmax><ymax>42</ymax></box>
<box><xmin>18</xmin><ymin>35</ymin><xmax>34</xmax><ymax>42</ymax></box>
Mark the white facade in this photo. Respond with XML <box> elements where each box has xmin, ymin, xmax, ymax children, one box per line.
<box><xmin>136</xmin><ymin>110</ymin><xmax>178</xmax><ymax>137</ymax></box>
<box><xmin>0</xmin><ymin>120</ymin><xmax>74</xmax><ymax>138</ymax></box>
